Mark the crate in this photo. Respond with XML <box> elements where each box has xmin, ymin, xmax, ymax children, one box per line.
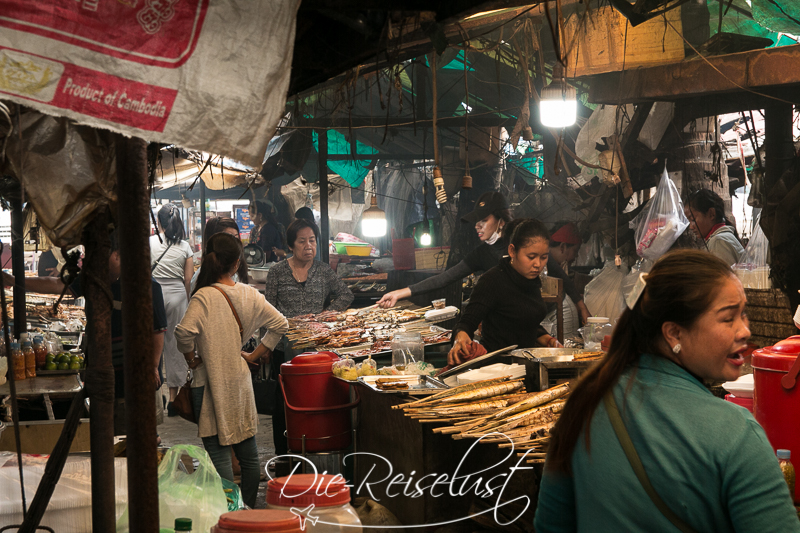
<box><xmin>415</xmin><ymin>247</ymin><xmax>450</xmax><ymax>270</ymax></box>
<box><xmin>563</xmin><ymin>5</ymin><xmax>684</xmax><ymax>77</ymax></box>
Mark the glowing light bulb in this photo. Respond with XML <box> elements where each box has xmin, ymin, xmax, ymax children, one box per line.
<box><xmin>420</xmin><ymin>232</ymin><xmax>432</xmax><ymax>246</ymax></box>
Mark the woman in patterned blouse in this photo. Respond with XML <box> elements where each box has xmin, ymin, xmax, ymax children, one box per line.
<box><xmin>263</xmin><ymin>218</ymin><xmax>353</xmax><ymax>456</ymax></box>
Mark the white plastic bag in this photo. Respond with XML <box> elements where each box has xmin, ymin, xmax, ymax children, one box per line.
<box><xmin>584</xmin><ymin>261</ymin><xmax>629</xmax><ymax>325</ymax></box>
<box><xmin>573</xmin><ymin>105</ymin><xmax>632</xmax><ymax>187</ymax></box>
<box><xmin>733</xmin><ymin>214</ymin><xmax>770</xmax><ymax>288</ymax></box>
<box><xmin>630</xmin><ymin>167</ymin><xmax>689</xmax><ymax>260</ymax></box>
<box><xmin>116</xmin><ymin>445</ymin><xmax>227</xmax><ymax>533</ymax></box>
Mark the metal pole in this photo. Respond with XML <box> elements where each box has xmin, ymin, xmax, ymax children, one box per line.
<box><xmin>200</xmin><ymin>179</ymin><xmax>207</xmax><ymax>247</ymax></box>
<box><xmin>317</xmin><ymin>129</ymin><xmax>329</xmax><ymax>264</ymax></box>
<box><xmin>82</xmin><ymin>209</ymin><xmax>116</xmax><ymax>532</ymax></box>
<box><xmin>116</xmin><ymin>135</ymin><xmax>159</xmax><ymax>533</ymax></box>
<box><xmin>11</xmin><ymin>198</ymin><xmax>26</xmax><ymax>338</ymax></box>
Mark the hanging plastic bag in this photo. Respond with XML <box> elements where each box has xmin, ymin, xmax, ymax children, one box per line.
<box><xmin>116</xmin><ymin>445</ymin><xmax>228</xmax><ymax>532</ymax></box>
<box><xmin>584</xmin><ymin>260</ymin><xmax>629</xmax><ymax>325</ymax></box>
<box><xmin>621</xmin><ymin>258</ymin><xmax>654</xmax><ymax>312</ymax></box>
<box><xmin>733</xmin><ymin>214</ymin><xmax>771</xmax><ymax>289</ymax></box>
<box><xmin>630</xmin><ymin>167</ymin><xmax>689</xmax><ymax>261</ymax></box>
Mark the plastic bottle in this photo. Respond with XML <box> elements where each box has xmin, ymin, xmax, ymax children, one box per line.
<box><xmin>33</xmin><ymin>336</ymin><xmax>48</xmax><ymax>369</ymax></box>
<box><xmin>10</xmin><ymin>342</ymin><xmax>25</xmax><ymax>381</ymax></box>
<box><xmin>22</xmin><ymin>340</ymin><xmax>36</xmax><ymax>378</ymax></box>
<box><xmin>174</xmin><ymin>518</ymin><xmax>192</xmax><ymax>532</ymax></box>
<box><xmin>778</xmin><ymin>449</ymin><xmax>795</xmax><ymax>498</ymax></box>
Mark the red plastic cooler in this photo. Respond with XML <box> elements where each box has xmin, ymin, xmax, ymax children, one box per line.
<box><xmin>280</xmin><ymin>352</ymin><xmax>359</xmax><ymax>453</ymax></box>
<box><xmin>752</xmin><ymin>335</ymin><xmax>800</xmax><ymax>503</ymax></box>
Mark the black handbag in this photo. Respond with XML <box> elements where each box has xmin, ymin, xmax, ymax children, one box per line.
<box><xmin>252</xmin><ymin>361</ymin><xmax>278</xmax><ymax>415</ymax></box>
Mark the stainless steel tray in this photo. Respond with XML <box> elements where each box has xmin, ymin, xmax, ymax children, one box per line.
<box><xmin>357</xmin><ymin>374</ymin><xmax>448</xmax><ymax>395</ymax></box>
<box><xmin>511</xmin><ymin>348</ymin><xmax>602</xmax><ymax>366</ymax></box>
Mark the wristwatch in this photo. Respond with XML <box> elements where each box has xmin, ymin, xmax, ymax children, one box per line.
<box><xmin>185</xmin><ymin>353</ymin><xmax>200</xmax><ymax>364</ymax></box>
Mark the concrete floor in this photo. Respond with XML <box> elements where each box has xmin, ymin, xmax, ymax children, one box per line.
<box><xmin>157</xmin><ymin>402</ymin><xmax>277</xmax><ymax>509</ymax></box>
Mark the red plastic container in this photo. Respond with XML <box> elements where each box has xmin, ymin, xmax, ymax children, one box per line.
<box><xmin>752</xmin><ymin>335</ymin><xmax>800</xmax><ymax>502</ymax></box>
<box><xmin>280</xmin><ymin>352</ymin><xmax>360</xmax><ymax>453</ymax></box>
<box><xmin>267</xmin><ymin>473</ymin><xmax>350</xmax><ymax>507</ymax></box>
<box><xmin>211</xmin><ymin>510</ymin><xmax>302</xmax><ymax>532</ymax></box>
<box><xmin>724</xmin><ymin>393</ymin><xmax>753</xmax><ymax>413</ymax></box>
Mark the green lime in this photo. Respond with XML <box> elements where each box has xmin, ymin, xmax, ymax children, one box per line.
<box><xmin>69</xmin><ymin>355</ymin><xmax>80</xmax><ymax>365</ymax></box>
<box><xmin>79</xmin><ymin>361</ymin><xmax>86</xmax><ymax>369</ymax></box>
<box><xmin>58</xmin><ymin>355</ymin><xmax>70</xmax><ymax>364</ymax></box>
<box><xmin>57</xmin><ymin>362</ymin><xmax>69</xmax><ymax>370</ymax></box>
<box><xmin>45</xmin><ymin>354</ymin><xmax>55</xmax><ymax>363</ymax></box>
<box><xmin>69</xmin><ymin>362</ymin><xmax>81</xmax><ymax>370</ymax></box>
<box><xmin>45</xmin><ymin>361</ymin><xmax>57</xmax><ymax>371</ymax></box>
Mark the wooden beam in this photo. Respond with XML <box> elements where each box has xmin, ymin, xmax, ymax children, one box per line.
<box><xmin>292</xmin><ymin>114</ymin><xmax>517</xmax><ymax>129</ymax></box>
<box><xmin>588</xmin><ymin>44</ymin><xmax>800</xmax><ymax>105</ymax></box>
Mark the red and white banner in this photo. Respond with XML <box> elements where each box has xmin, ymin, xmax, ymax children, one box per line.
<box><xmin>0</xmin><ymin>0</ymin><xmax>299</xmax><ymax>168</ymax></box>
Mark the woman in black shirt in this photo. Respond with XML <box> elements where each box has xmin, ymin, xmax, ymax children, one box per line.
<box><xmin>376</xmin><ymin>192</ymin><xmax>585</xmax><ymax>318</ymax></box>
<box><xmin>448</xmin><ymin>219</ymin><xmax>561</xmax><ymax>365</ymax></box>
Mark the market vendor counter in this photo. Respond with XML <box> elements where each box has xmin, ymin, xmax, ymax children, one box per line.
<box><xmin>0</xmin><ymin>374</ymin><xmax>89</xmax><ymax>454</ymax></box>
<box><xmin>354</xmin><ymin>384</ymin><xmax>540</xmax><ymax>527</ymax></box>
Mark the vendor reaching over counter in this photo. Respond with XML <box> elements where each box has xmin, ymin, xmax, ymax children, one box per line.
<box><xmin>377</xmin><ymin>192</ymin><xmax>590</xmax><ymax>324</ymax></box>
<box><xmin>447</xmin><ymin>219</ymin><xmax>561</xmax><ymax>365</ymax></box>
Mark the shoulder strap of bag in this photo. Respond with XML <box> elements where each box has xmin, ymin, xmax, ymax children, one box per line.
<box><xmin>603</xmin><ymin>391</ymin><xmax>699</xmax><ymax>533</ymax></box>
<box><xmin>151</xmin><ymin>242</ymin><xmax>173</xmax><ymax>273</ymax></box>
<box><xmin>211</xmin><ymin>285</ymin><xmax>244</xmax><ymax>338</ymax></box>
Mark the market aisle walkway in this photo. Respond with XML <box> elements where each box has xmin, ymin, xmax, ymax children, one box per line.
<box><xmin>157</xmin><ymin>410</ymin><xmax>277</xmax><ymax>510</ymax></box>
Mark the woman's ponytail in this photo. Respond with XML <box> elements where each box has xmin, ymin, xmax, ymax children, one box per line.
<box><xmin>192</xmin><ymin>234</ymin><xmax>243</xmax><ymax>295</ymax></box>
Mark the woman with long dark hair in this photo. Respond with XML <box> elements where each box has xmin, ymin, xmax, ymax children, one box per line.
<box><xmin>447</xmin><ymin>218</ymin><xmax>561</xmax><ymax>365</ymax></box>
<box><xmin>175</xmin><ymin>232</ymin><xmax>288</xmax><ymax>508</ymax></box>
<box><xmin>190</xmin><ymin>217</ymin><xmax>248</xmax><ymax>292</ymax></box>
<box><xmin>685</xmin><ymin>189</ymin><xmax>744</xmax><ymax>266</ymax></box>
<box><xmin>250</xmin><ymin>200</ymin><xmax>286</xmax><ymax>263</ymax></box>
<box><xmin>535</xmin><ymin>250</ymin><xmax>799</xmax><ymax>532</ymax></box>
<box><xmin>150</xmin><ymin>203</ymin><xmax>194</xmax><ymax>414</ymax></box>
<box><xmin>377</xmin><ymin>192</ymin><xmax>589</xmax><ymax>324</ymax></box>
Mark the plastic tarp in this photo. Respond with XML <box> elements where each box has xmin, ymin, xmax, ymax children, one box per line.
<box><xmin>1</xmin><ymin>106</ymin><xmax>117</xmax><ymax>247</ymax></box>
<box><xmin>0</xmin><ymin>454</ymin><xmax>128</xmax><ymax>533</ymax></box>
<box><xmin>312</xmin><ymin>130</ymin><xmax>378</xmax><ymax>187</ymax></box>
<box><xmin>0</xmin><ymin>0</ymin><xmax>300</xmax><ymax>168</ymax></box>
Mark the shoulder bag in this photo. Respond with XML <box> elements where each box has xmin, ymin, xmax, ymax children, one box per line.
<box><xmin>151</xmin><ymin>242</ymin><xmax>173</xmax><ymax>273</ymax></box>
<box><xmin>211</xmin><ymin>286</ymin><xmax>277</xmax><ymax>415</ymax></box>
<box><xmin>173</xmin><ymin>369</ymin><xmax>196</xmax><ymax>423</ymax></box>
<box><xmin>604</xmin><ymin>391</ymin><xmax>699</xmax><ymax>533</ymax></box>
<box><xmin>172</xmin><ymin>284</ymin><xmax>243</xmax><ymax>424</ymax></box>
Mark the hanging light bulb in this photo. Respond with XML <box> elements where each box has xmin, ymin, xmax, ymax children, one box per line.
<box><xmin>540</xmin><ymin>63</ymin><xmax>577</xmax><ymax>128</ymax></box>
<box><xmin>433</xmin><ymin>167</ymin><xmax>447</xmax><ymax>204</ymax></box>
<box><xmin>361</xmin><ymin>195</ymin><xmax>387</xmax><ymax>237</ymax></box>
<box><xmin>420</xmin><ymin>231</ymin><xmax>432</xmax><ymax>246</ymax></box>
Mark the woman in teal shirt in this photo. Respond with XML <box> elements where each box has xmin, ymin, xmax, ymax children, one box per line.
<box><xmin>536</xmin><ymin>250</ymin><xmax>800</xmax><ymax>532</ymax></box>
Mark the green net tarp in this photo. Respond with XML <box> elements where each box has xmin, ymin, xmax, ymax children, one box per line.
<box><xmin>311</xmin><ymin>129</ymin><xmax>378</xmax><ymax>187</ymax></box>
<box><xmin>707</xmin><ymin>0</ymin><xmax>800</xmax><ymax>43</ymax></box>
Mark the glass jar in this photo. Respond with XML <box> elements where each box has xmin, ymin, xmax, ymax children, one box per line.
<box><xmin>580</xmin><ymin>317</ymin><xmax>613</xmax><ymax>351</ymax></box>
<box><xmin>391</xmin><ymin>332</ymin><xmax>423</xmax><ymax>373</ymax></box>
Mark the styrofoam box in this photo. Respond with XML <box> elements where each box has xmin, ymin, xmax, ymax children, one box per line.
<box><xmin>457</xmin><ymin>363</ymin><xmax>526</xmax><ymax>385</ymax></box>
<box><xmin>0</xmin><ymin>454</ymin><xmax>128</xmax><ymax>532</ymax></box>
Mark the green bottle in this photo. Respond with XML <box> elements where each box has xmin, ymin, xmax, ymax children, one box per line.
<box><xmin>174</xmin><ymin>518</ymin><xmax>192</xmax><ymax>532</ymax></box>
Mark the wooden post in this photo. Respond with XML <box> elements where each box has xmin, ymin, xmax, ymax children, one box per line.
<box><xmin>317</xmin><ymin>129</ymin><xmax>329</xmax><ymax>264</ymax></box>
<box><xmin>116</xmin><ymin>135</ymin><xmax>159</xmax><ymax>533</ymax></box>
<box><xmin>764</xmin><ymin>104</ymin><xmax>795</xmax><ymax>192</ymax></box>
<box><xmin>83</xmin><ymin>209</ymin><xmax>116</xmax><ymax>532</ymax></box>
